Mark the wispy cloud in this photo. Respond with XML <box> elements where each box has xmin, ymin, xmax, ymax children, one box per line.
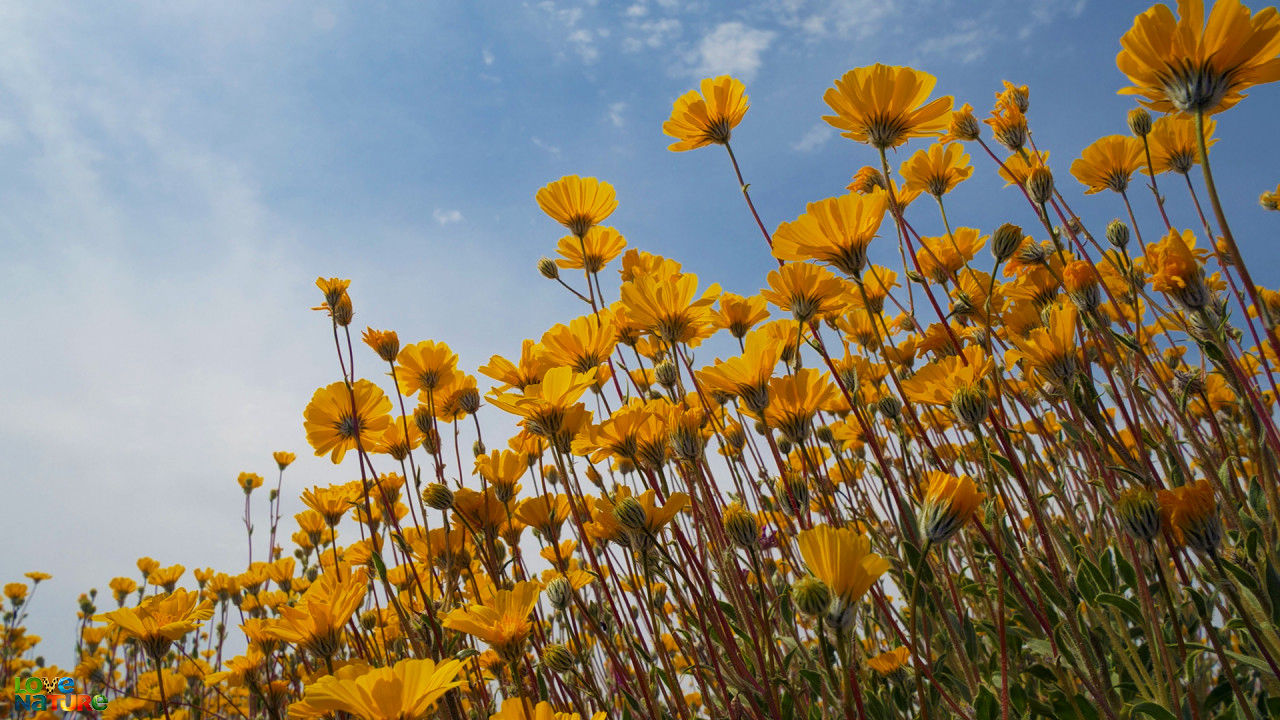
<box><xmin>607</xmin><ymin>101</ymin><xmax>627</xmax><ymax>127</ymax></box>
<box><xmin>691</xmin><ymin>22</ymin><xmax>775</xmax><ymax>81</ymax></box>
<box><xmin>792</xmin><ymin>123</ymin><xmax>833</xmax><ymax>152</ymax></box>
<box><xmin>433</xmin><ymin>208</ymin><xmax>464</xmax><ymax>225</ymax></box>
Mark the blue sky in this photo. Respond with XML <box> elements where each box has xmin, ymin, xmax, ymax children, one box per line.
<box><xmin>3</xmin><ymin>0</ymin><xmax>1278</xmax><ymax>665</ymax></box>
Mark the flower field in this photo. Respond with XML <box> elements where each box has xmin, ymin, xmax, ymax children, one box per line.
<box><xmin>5</xmin><ymin>1</ymin><xmax>1280</xmax><ymax>719</ymax></box>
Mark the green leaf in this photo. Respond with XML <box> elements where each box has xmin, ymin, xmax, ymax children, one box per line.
<box><xmin>1129</xmin><ymin>702</ymin><xmax>1178</xmax><ymax>720</ymax></box>
<box><xmin>974</xmin><ymin>685</ymin><xmax>999</xmax><ymax>720</ymax></box>
<box><xmin>1095</xmin><ymin>593</ymin><xmax>1143</xmax><ymax>626</ymax></box>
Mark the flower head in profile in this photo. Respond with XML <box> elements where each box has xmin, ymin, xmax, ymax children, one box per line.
<box><xmin>443</xmin><ymin>581</ymin><xmax>542</xmax><ymax>659</ymax></box>
<box><xmin>1158</xmin><ymin>479</ymin><xmax>1222</xmax><ymax>553</ymax></box>
<box><xmin>299</xmin><ymin>658</ymin><xmax>465</xmax><ymax>720</ymax></box>
<box><xmin>1117</xmin><ymin>0</ymin><xmax>1280</xmax><ymax>114</ymax></box>
<box><xmin>900</xmin><ymin>142</ymin><xmax>973</xmax><ymax>197</ymax></box>
<box><xmin>536</xmin><ymin>175</ymin><xmax>618</xmax><ymax>238</ymax></box>
<box><xmin>94</xmin><ymin>588</ymin><xmax>214</xmax><ymax>659</ymax></box>
<box><xmin>1006</xmin><ymin>302</ymin><xmax>1082</xmax><ymax>388</ymax></box>
<box><xmin>1147</xmin><ymin>113</ymin><xmax>1216</xmax><ymax>174</ymax></box>
<box><xmin>822</xmin><ymin>64</ymin><xmax>954</xmax><ymax>149</ymax></box>
<box><xmin>1145</xmin><ymin>228</ymin><xmax>1211</xmax><ymax>308</ymax></box>
<box><xmin>902</xmin><ymin>346</ymin><xmax>995</xmax><ymax>427</ymax></box>
<box><xmin>1262</xmin><ymin>181</ymin><xmax>1280</xmax><ymax>210</ymax></box>
<box><xmin>663</xmin><ymin>75</ymin><xmax>750</xmax><ymax>151</ymax></box>
<box><xmin>867</xmin><ymin>646</ymin><xmax>911</xmax><ymax>676</ymax></box>
<box><xmin>760</xmin><ymin>262</ymin><xmax>849</xmax><ymax>323</ymax></box>
<box><xmin>919</xmin><ymin>472</ymin><xmax>986</xmax><ymax>543</ymax></box>
<box><xmin>797</xmin><ymin>524</ymin><xmax>889</xmax><ymax>604</ymax></box>
<box><xmin>237</xmin><ymin>472</ymin><xmax>264</xmax><ymax>493</ymax></box>
<box><xmin>273</xmin><ymin>451</ymin><xmax>296</xmax><ymax>470</ymax></box>
<box><xmin>555</xmin><ymin>226</ymin><xmax>627</xmax><ymax>273</ymax></box>
<box><xmin>262</xmin><ymin>567</ymin><xmax>368</xmax><ymax>658</ymax></box>
<box><xmin>763</xmin><ymin>369</ymin><xmax>844</xmax><ymax>443</ymax></box>
<box><xmin>303</xmin><ymin>380</ymin><xmax>393</xmax><ymax>463</ymax></box>
<box><xmin>1070</xmin><ymin>135</ymin><xmax>1146</xmax><ymax>194</ymax></box>
<box><xmin>772</xmin><ymin>192</ymin><xmax>888</xmax><ymax>278</ymax></box>
<box><xmin>714</xmin><ymin>292</ymin><xmax>770</xmax><ymax>339</ymax></box>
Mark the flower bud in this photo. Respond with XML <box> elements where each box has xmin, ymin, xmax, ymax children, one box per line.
<box><xmin>1106</xmin><ymin>219</ymin><xmax>1129</xmax><ymax>249</ymax></box>
<box><xmin>775</xmin><ymin>475</ymin><xmax>809</xmax><ymax>516</ymax></box>
<box><xmin>538</xmin><ymin>257</ymin><xmax>560</xmax><ymax>279</ymax></box>
<box><xmin>950</xmin><ymin>385</ymin><xmax>990</xmax><ymax>428</ymax></box>
<box><xmin>877</xmin><ymin>395</ymin><xmax>902</xmax><ymax>421</ymax></box>
<box><xmin>541</xmin><ymin>643</ymin><xmax>577</xmax><ymax>674</ymax></box>
<box><xmin>1025</xmin><ymin>166</ymin><xmax>1055</xmax><ymax>205</ymax></box>
<box><xmin>654</xmin><ymin>359</ymin><xmax>679</xmax><ymax>389</ymax></box>
<box><xmin>545</xmin><ymin>576</ymin><xmax>573</xmax><ymax>611</ymax></box>
<box><xmin>992</xmin><ymin>223</ymin><xmax>1023</xmax><ymax>264</ymax></box>
<box><xmin>614</xmin><ymin>497</ymin><xmax>648</xmax><ymax>530</ymax></box>
<box><xmin>1127</xmin><ymin>108</ymin><xmax>1152</xmax><ymax>137</ymax></box>
<box><xmin>421</xmin><ymin>483</ymin><xmax>454</xmax><ymax>511</ymax></box>
<box><xmin>1115</xmin><ymin>488</ymin><xmax>1161</xmax><ymax>541</ymax></box>
<box><xmin>722</xmin><ymin>503</ymin><xmax>760</xmax><ymax>550</ymax></box>
<box><xmin>792</xmin><ymin>576</ymin><xmax>831</xmax><ymax>618</ymax></box>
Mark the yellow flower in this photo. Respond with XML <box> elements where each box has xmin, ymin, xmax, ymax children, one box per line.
<box><xmin>262</xmin><ymin>567</ymin><xmax>368</xmax><ymax>658</ymax></box>
<box><xmin>714</xmin><ymin>292</ymin><xmax>770</xmax><ymax>339</ymax></box>
<box><xmin>361</xmin><ymin>328</ymin><xmax>401</xmax><ymax>363</ymax></box>
<box><xmin>273</xmin><ymin>451</ymin><xmax>296</xmax><ymax>470</ymax></box>
<box><xmin>764</xmin><ymin>368</ymin><xmax>845</xmax><ymax>443</ymax></box>
<box><xmin>535</xmin><ymin>175</ymin><xmax>618</xmax><ymax>238</ymax></box>
<box><xmin>1117</xmin><ymin>0</ymin><xmax>1280</xmax><ymax>114</ymax></box>
<box><xmin>303</xmin><ymin>380</ymin><xmax>393</xmax><ymax>463</ymax></box>
<box><xmin>94</xmin><ymin>588</ymin><xmax>214</xmax><ymax>658</ymax></box>
<box><xmin>1147</xmin><ymin>113</ymin><xmax>1216</xmax><ymax>174</ymax></box>
<box><xmin>797</xmin><ymin>524</ymin><xmax>889</xmax><ymax>603</ymax></box>
<box><xmin>539</xmin><ymin>312</ymin><xmax>617</xmax><ymax>374</ymax></box>
<box><xmin>618</xmin><ymin>271</ymin><xmax>721</xmax><ymax>345</ymax></box>
<box><xmin>237</xmin><ymin>472</ymin><xmax>263</xmax><ymax>493</ymax></box>
<box><xmin>916</xmin><ymin>227</ymin><xmax>988</xmax><ymax>283</ymax></box>
<box><xmin>1262</xmin><ymin>181</ymin><xmax>1280</xmax><ymax>210</ymax></box>
<box><xmin>695</xmin><ymin>331</ymin><xmax>783</xmax><ymax>414</ymax></box>
<box><xmin>1158</xmin><ymin>479</ymin><xmax>1222</xmax><ymax>552</ymax></box>
<box><xmin>1070</xmin><ymin>135</ymin><xmax>1146</xmax><ymax>194</ymax></box>
<box><xmin>300</xmin><ymin>658</ymin><xmax>465</xmax><ymax>720</ymax></box>
<box><xmin>480</xmin><ymin>339</ymin><xmax>553</xmax><ymax>392</ymax></box>
<box><xmin>900</xmin><ymin>142</ymin><xmax>973</xmax><ymax>197</ymax></box>
<box><xmin>997</xmin><ymin>150</ymin><xmax>1050</xmax><ymax>187</ymax></box>
<box><xmin>489</xmin><ymin>698</ymin><xmax>593</xmax><ymax>720</ymax></box>
<box><xmin>395</xmin><ymin>340</ymin><xmax>460</xmax><ymax>395</ymax></box>
<box><xmin>488</xmin><ymin>366</ymin><xmax>597</xmax><ymax>446</ymax></box>
<box><xmin>4</xmin><ymin>582</ymin><xmax>27</xmax><ymax>604</ymax></box>
<box><xmin>1006</xmin><ymin>302</ymin><xmax>1081</xmax><ymax>388</ymax></box>
<box><xmin>760</xmin><ymin>262</ymin><xmax>849</xmax><ymax>323</ymax></box>
<box><xmin>919</xmin><ymin>472</ymin><xmax>986</xmax><ymax>543</ymax></box>
<box><xmin>867</xmin><ymin>646</ymin><xmax>911</xmax><ymax>676</ymax></box>
<box><xmin>443</xmin><ymin>581</ymin><xmax>542</xmax><ymax>659</ymax></box>
<box><xmin>663</xmin><ymin>75</ymin><xmax>750</xmax><ymax>151</ymax></box>
<box><xmin>901</xmin><ymin>346</ymin><xmax>994</xmax><ymax>427</ymax></box>
<box><xmin>823</xmin><ymin>64</ymin><xmax>954</xmax><ymax>149</ymax></box>
<box><xmin>555</xmin><ymin>226</ymin><xmax>627</xmax><ymax>273</ymax></box>
<box><xmin>1145</xmin><ymin>228</ymin><xmax>1211</xmax><ymax>308</ymax></box>
<box><xmin>772</xmin><ymin>192</ymin><xmax>889</xmax><ymax>278</ymax></box>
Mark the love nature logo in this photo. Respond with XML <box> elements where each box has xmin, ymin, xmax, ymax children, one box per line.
<box><xmin>12</xmin><ymin>675</ymin><xmax>108</xmax><ymax>713</ymax></box>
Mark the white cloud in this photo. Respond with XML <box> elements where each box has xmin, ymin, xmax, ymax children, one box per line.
<box><xmin>692</xmin><ymin>22</ymin><xmax>775</xmax><ymax>81</ymax></box>
<box><xmin>433</xmin><ymin>208</ymin><xmax>463</xmax><ymax>225</ymax></box>
<box><xmin>568</xmin><ymin>29</ymin><xmax>600</xmax><ymax>63</ymax></box>
<box><xmin>607</xmin><ymin>101</ymin><xmax>627</xmax><ymax>127</ymax></box>
<box><xmin>623</xmin><ymin>17</ymin><xmax>682</xmax><ymax>52</ymax></box>
<box><xmin>532</xmin><ymin>136</ymin><xmax>561</xmax><ymax>155</ymax></box>
<box><xmin>625</xmin><ymin>3</ymin><xmax>648</xmax><ymax>17</ymax></box>
<box><xmin>792</xmin><ymin>123</ymin><xmax>833</xmax><ymax>152</ymax></box>
<box><xmin>482</xmin><ymin>47</ymin><xmax>495</xmax><ymax>65</ymax></box>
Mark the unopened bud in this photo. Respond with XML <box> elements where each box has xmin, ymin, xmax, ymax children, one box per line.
<box><xmin>992</xmin><ymin>223</ymin><xmax>1023</xmax><ymax>264</ymax></box>
<box><xmin>538</xmin><ymin>258</ymin><xmax>560</xmax><ymax>279</ymax></box>
<box><xmin>421</xmin><ymin>483</ymin><xmax>454</xmax><ymax>510</ymax></box>
<box><xmin>1106</xmin><ymin>219</ymin><xmax>1129</xmax><ymax>249</ymax></box>
<box><xmin>1127</xmin><ymin>108</ymin><xmax>1152</xmax><ymax>137</ymax></box>
<box><xmin>1025</xmin><ymin>167</ymin><xmax>1054</xmax><ymax>205</ymax></box>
